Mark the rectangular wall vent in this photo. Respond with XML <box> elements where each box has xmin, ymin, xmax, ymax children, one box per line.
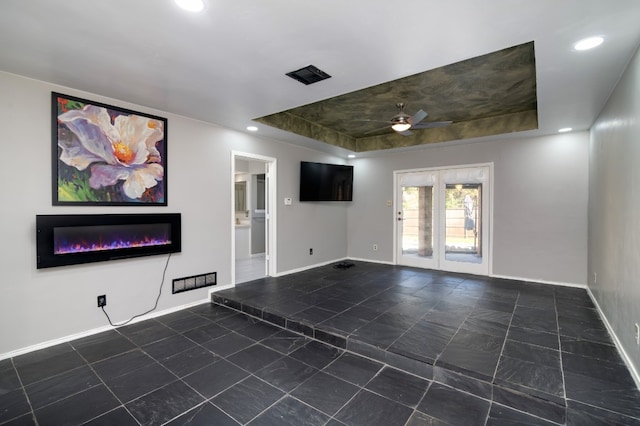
<box><xmin>286</xmin><ymin>65</ymin><xmax>331</xmax><ymax>85</ymax></box>
<box><xmin>173</xmin><ymin>272</ymin><xmax>216</xmax><ymax>294</ymax></box>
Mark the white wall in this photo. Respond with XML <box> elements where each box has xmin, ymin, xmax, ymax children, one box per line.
<box><xmin>348</xmin><ymin>132</ymin><xmax>589</xmax><ymax>285</ymax></box>
<box><xmin>0</xmin><ymin>72</ymin><xmax>348</xmax><ymax>356</ymax></box>
<box><xmin>589</xmin><ymin>45</ymin><xmax>640</xmax><ymax>374</ymax></box>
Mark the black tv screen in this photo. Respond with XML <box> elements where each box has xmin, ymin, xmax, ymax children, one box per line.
<box><xmin>300</xmin><ymin>161</ymin><xmax>353</xmax><ymax>201</ymax></box>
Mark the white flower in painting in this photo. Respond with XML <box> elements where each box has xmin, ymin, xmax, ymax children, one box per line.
<box><xmin>57</xmin><ymin>105</ymin><xmax>164</xmax><ymax>199</ymax></box>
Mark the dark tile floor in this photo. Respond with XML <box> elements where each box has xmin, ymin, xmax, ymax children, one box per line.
<box><xmin>1</xmin><ymin>261</ymin><xmax>639</xmax><ymax>425</ymax></box>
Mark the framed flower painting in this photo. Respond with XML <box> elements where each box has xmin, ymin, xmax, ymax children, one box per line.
<box><xmin>52</xmin><ymin>92</ymin><xmax>168</xmax><ymax>206</ymax></box>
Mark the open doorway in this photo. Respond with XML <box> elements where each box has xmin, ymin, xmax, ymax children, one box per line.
<box><xmin>231</xmin><ymin>152</ymin><xmax>277</xmax><ymax>284</ymax></box>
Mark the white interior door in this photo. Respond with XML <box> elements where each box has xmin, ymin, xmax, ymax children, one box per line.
<box><xmin>396</xmin><ymin>165</ymin><xmax>491</xmax><ymax>275</ymax></box>
<box><xmin>263</xmin><ymin>161</ymin><xmax>273</xmax><ymax>277</ymax></box>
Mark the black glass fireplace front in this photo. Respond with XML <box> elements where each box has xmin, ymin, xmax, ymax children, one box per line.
<box><xmin>36</xmin><ymin>213</ymin><xmax>181</xmax><ymax>269</ymax></box>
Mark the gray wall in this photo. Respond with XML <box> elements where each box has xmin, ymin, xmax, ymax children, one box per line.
<box><xmin>589</xmin><ymin>44</ymin><xmax>640</xmax><ymax>375</ymax></box>
<box><xmin>0</xmin><ymin>69</ymin><xmax>592</xmax><ymax>357</ymax></box>
<box><xmin>0</xmin><ymin>72</ymin><xmax>348</xmax><ymax>355</ymax></box>
<box><xmin>348</xmin><ymin>132</ymin><xmax>589</xmax><ymax>285</ymax></box>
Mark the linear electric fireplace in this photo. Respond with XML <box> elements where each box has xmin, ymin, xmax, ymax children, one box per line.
<box><xmin>36</xmin><ymin>213</ymin><xmax>181</xmax><ymax>269</ymax></box>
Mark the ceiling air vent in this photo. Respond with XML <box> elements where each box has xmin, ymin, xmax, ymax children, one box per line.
<box><xmin>286</xmin><ymin>65</ymin><xmax>331</xmax><ymax>85</ymax></box>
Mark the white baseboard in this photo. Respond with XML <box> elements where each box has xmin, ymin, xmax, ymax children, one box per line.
<box><xmin>274</xmin><ymin>257</ymin><xmax>396</xmax><ymax>277</ymax></box>
<box><xmin>0</xmin><ymin>325</ymin><xmax>115</xmax><ymax>362</ymax></box>
<box><xmin>0</xmin><ymin>298</ymin><xmax>210</xmax><ymax>362</ymax></box>
<box><xmin>585</xmin><ymin>288</ymin><xmax>640</xmax><ymax>390</ymax></box>
<box><xmin>490</xmin><ymin>273</ymin><xmax>587</xmax><ymax>289</ymax></box>
<box><xmin>272</xmin><ymin>257</ymin><xmax>350</xmax><ymax>277</ymax></box>
<box><xmin>348</xmin><ymin>257</ymin><xmax>395</xmax><ymax>266</ymax></box>
<box><xmin>349</xmin><ymin>260</ymin><xmax>589</xmax><ymax>285</ymax></box>
<box><xmin>209</xmin><ymin>283</ymin><xmax>235</xmax><ymax>294</ymax></box>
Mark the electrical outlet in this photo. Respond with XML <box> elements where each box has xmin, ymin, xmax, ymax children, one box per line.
<box><xmin>593</xmin><ymin>272</ymin><xmax>597</xmax><ymax>284</ymax></box>
<box><xmin>373</xmin><ymin>244</ymin><xmax>378</xmax><ymax>251</ymax></box>
<box><xmin>635</xmin><ymin>323</ymin><xmax>639</xmax><ymax>345</ymax></box>
<box><xmin>97</xmin><ymin>295</ymin><xmax>106</xmax><ymax>308</ymax></box>
<box><xmin>309</xmin><ymin>248</ymin><xmax>313</xmax><ymax>255</ymax></box>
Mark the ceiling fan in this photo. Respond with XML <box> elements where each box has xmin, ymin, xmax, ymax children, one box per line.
<box><xmin>365</xmin><ymin>103</ymin><xmax>452</xmax><ymax>136</ymax></box>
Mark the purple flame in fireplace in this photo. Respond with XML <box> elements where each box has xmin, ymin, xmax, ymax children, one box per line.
<box><xmin>37</xmin><ymin>213</ymin><xmax>181</xmax><ymax>268</ymax></box>
<box><xmin>53</xmin><ymin>223</ymin><xmax>171</xmax><ymax>255</ymax></box>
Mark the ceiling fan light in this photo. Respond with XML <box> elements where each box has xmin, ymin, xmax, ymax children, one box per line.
<box><xmin>391</xmin><ymin>122</ymin><xmax>411</xmax><ymax>132</ymax></box>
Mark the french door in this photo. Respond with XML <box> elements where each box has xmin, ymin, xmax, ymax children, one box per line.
<box><xmin>395</xmin><ymin>165</ymin><xmax>491</xmax><ymax>275</ymax></box>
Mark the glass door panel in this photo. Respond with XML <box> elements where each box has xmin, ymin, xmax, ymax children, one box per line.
<box><xmin>397</xmin><ymin>171</ymin><xmax>438</xmax><ymax>269</ymax></box>
<box><xmin>444</xmin><ymin>183</ymin><xmax>482</xmax><ymax>264</ymax></box>
<box><xmin>401</xmin><ymin>186</ymin><xmax>435</xmax><ymax>263</ymax></box>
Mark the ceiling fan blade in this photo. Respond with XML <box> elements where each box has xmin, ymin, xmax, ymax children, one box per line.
<box><xmin>410</xmin><ymin>109</ymin><xmax>428</xmax><ymax>126</ymax></box>
<box><xmin>399</xmin><ymin>130</ymin><xmax>414</xmax><ymax>136</ymax></box>
<box><xmin>411</xmin><ymin>121</ymin><xmax>453</xmax><ymax>129</ymax></box>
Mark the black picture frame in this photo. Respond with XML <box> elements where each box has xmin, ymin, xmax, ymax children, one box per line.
<box><xmin>52</xmin><ymin>92</ymin><xmax>168</xmax><ymax>206</ymax></box>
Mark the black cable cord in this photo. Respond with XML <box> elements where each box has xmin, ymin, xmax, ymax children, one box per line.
<box><xmin>101</xmin><ymin>253</ymin><xmax>171</xmax><ymax>327</ymax></box>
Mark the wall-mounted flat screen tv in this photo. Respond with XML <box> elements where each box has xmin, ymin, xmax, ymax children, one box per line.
<box><xmin>300</xmin><ymin>161</ymin><xmax>353</xmax><ymax>201</ymax></box>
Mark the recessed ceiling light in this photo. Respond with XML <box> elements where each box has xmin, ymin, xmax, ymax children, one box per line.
<box><xmin>246</xmin><ymin>126</ymin><xmax>258</xmax><ymax>132</ymax></box>
<box><xmin>347</xmin><ymin>154</ymin><xmax>356</xmax><ymax>158</ymax></box>
<box><xmin>558</xmin><ymin>127</ymin><xmax>573</xmax><ymax>133</ymax></box>
<box><xmin>175</xmin><ymin>0</ymin><xmax>204</xmax><ymax>12</ymax></box>
<box><xmin>574</xmin><ymin>36</ymin><xmax>604</xmax><ymax>51</ymax></box>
